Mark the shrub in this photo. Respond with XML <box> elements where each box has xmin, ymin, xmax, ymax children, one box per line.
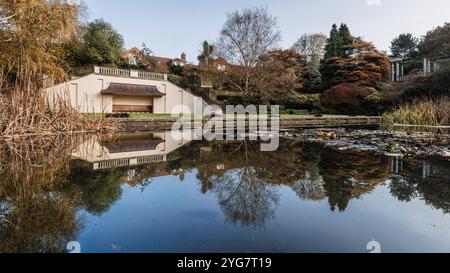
<box><xmin>401</xmin><ymin>67</ymin><xmax>450</xmax><ymax>100</ymax></box>
<box><xmin>271</xmin><ymin>94</ymin><xmax>322</xmax><ymax>111</ymax></box>
<box><xmin>320</xmin><ymin>83</ymin><xmax>376</xmax><ymax>112</ymax></box>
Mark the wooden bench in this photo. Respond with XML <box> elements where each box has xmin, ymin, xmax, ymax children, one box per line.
<box><xmin>113</xmin><ymin>105</ymin><xmax>153</xmax><ymax>113</ymax></box>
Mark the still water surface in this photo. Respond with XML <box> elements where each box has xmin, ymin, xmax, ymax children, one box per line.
<box><xmin>0</xmin><ymin>132</ymin><xmax>449</xmax><ymax>253</ymax></box>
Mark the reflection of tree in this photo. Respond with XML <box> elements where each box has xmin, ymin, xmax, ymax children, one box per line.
<box><xmin>0</xmin><ymin>196</ymin><xmax>80</xmax><ymax>253</ymax></box>
<box><xmin>182</xmin><ymin>140</ymin><xmax>314</xmax><ymax>227</ymax></box>
<box><xmin>389</xmin><ymin>159</ymin><xmax>450</xmax><ymax>214</ymax></box>
<box><xmin>171</xmin><ymin>139</ymin><xmax>395</xmax><ymax>222</ymax></box>
<box><xmin>291</xmin><ymin>144</ymin><xmax>326</xmax><ymax>201</ymax></box>
<box><xmin>63</xmin><ymin>160</ymin><xmax>125</xmax><ymax>216</ymax></box>
<box><xmin>319</xmin><ymin>150</ymin><xmax>389</xmax><ymax>212</ymax></box>
<box><xmin>0</xmin><ymin>138</ymin><xmax>84</xmax><ymax>253</ymax></box>
<box><xmin>212</xmin><ymin>168</ymin><xmax>279</xmax><ymax>229</ymax></box>
<box><xmin>291</xmin><ymin>173</ymin><xmax>326</xmax><ymax>202</ymax></box>
<box><xmin>389</xmin><ymin>177</ymin><xmax>417</xmax><ymax>202</ymax></box>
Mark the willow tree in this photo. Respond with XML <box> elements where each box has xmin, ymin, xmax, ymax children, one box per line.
<box><xmin>0</xmin><ymin>1</ymin><xmax>108</xmax><ymax>138</ymax></box>
<box><xmin>0</xmin><ymin>0</ymin><xmax>81</xmax><ymax>88</ymax></box>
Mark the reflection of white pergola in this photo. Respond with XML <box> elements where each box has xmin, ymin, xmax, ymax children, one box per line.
<box><xmin>390</xmin><ymin>55</ymin><xmax>450</xmax><ymax>82</ymax></box>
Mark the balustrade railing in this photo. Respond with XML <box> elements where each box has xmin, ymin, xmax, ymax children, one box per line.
<box><xmin>398</xmin><ymin>72</ymin><xmax>424</xmax><ymax>82</ymax></box>
<box><xmin>94</xmin><ymin>66</ymin><xmax>167</xmax><ymax>81</ymax></box>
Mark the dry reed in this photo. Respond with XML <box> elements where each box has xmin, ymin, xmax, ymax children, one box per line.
<box><xmin>0</xmin><ymin>80</ymin><xmax>117</xmax><ymax>140</ymax></box>
<box><xmin>381</xmin><ymin>97</ymin><xmax>450</xmax><ymax>131</ymax></box>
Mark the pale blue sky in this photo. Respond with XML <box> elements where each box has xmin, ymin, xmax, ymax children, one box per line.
<box><xmin>83</xmin><ymin>0</ymin><xmax>450</xmax><ymax>63</ymax></box>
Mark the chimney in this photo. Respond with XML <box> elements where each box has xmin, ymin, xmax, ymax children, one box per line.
<box><xmin>181</xmin><ymin>52</ymin><xmax>187</xmax><ymax>62</ymax></box>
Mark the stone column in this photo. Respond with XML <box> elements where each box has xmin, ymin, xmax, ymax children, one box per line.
<box><xmin>423</xmin><ymin>58</ymin><xmax>428</xmax><ymax>75</ymax></box>
<box><xmin>396</xmin><ymin>63</ymin><xmax>400</xmax><ymax>81</ymax></box>
<box><xmin>391</xmin><ymin>63</ymin><xmax>395</xmax><ymax>81</ymax></box>
<box><xmin>427</xmin><ymin>60</ymin><xmax>432</xmax><ymax>73</ymax></box>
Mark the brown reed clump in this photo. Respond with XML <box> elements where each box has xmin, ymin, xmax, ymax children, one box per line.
<box><xmin>381</xmin><ymin>96</ymin><xmax>450</xmax><ymax>132</ymax></box>
<box><xmin>0</xmin><ymin>136</ymin><xmax>86</xmax><ymax>253</ymax></box>
<box><xmin>0</xmin><ymin>82</ymin><xmax>118</xmax><ymax>140</ymax></box>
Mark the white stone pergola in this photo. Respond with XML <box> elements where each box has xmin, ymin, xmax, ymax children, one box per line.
<box><xmin>390</xmin><ymin>58</ymin><xmax>404</xmax><ymax>82</ymax></box>
<box><xmin>390</xmin><ymin>55</ymin><xmax>449</xmax><ymax>82</ymax></box>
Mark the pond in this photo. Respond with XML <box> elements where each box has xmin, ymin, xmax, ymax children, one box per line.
<box><xmin>0</xmin><ymin>131</ymin><xmax>449</xmax><ymax>253</ymax></box>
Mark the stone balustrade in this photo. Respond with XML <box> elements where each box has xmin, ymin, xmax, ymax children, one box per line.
<box><xmin>94</xmin><ymin>66</ymin><xmax>167</xmax><ymax>81</ymax></box>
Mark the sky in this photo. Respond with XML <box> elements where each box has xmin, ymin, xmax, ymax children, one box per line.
<box><xmin>82</xmin><ymin>0</ymin><xmax>450</xmax><ymax>63</ymax></box>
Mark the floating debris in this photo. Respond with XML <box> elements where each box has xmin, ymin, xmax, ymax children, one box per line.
<box><xmin>282</xmin><ymin>128</ymin><xmax>450</xmax><ymax>160</ymax></box>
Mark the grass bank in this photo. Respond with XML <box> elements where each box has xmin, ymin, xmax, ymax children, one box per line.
<box><xmin>381</xmin><ymin>96</ymin><xmax>450</xmax><ymax>131</ymax></box>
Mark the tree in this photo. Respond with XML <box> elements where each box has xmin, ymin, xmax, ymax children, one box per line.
<box><xmin>321</xmin><ymin>37</ymin><xmax>390</xmax><ymax>88</ymax></box>
<box><xmin>255</xmin><ymin>49</ymin><xmax>308</xmax><ymax>99</ymax></box>
<box><xmin>292</xmin><ymin>33</ymin><xmax>327</xmax><ymax>91</ymax></box>
<box><xmin>324</xmin><ymin>23</ymin><xmax>353</xmax><ymax>59</ymax></box>
<box><xmin>197</xmin><ymin>41</ymin><xmax>215</xmax><ymax>68</ymax></box>
<box><xmin>0</xmin><ymin>0</ymin><xmax>81</xmax><ymax>81</ymax></box>
<box><xmin>77</xmin><ymin>19</ymin><xmax>125</xmax><ymax>67</ymax></box>
<box><xmin>338</xmin><ymin>24</ymin><xmax>353</xmax><ymax>56</ymax></box>
<box><xmin>216</xmin><ymin>7</ymin><xmax>281</xmax><ymax>96</ymax></box>
<box><xmin>293</xmin><ymin>33</ymin><xmax>327</xmax><ymax>61</ymax></box>
<box><xmin>418</xmin><ymin>22</ymin><xmax>450</xmax><ymax>57</ymax></box>
<box><xmin>135</xmin><ymin>43</ymin><xmax>156</xmax><ymax>71</ymax></box>
<box><xmin>390</xmin><ymin>33</ymin><xmax>419</xmax><ymax>59</ymax></box>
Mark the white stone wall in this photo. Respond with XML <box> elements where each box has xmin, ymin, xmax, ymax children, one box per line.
<box><xmin>44</xmin><ymin>74</ymin><xmax>205</xmax><ymax>114</ymax></box>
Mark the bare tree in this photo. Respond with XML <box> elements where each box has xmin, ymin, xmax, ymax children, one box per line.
<box><xmin>292</xmin><ymin>33</ymin><xmax>327</xmax><ymax>87</ymax></box>
<box><xmin>292</xmin><ymin>33</ymin><xmax>327</xmax><ymax>61</ymax></box>
<box><xmin>216</xmin><ymin>7</ymin><xmax>281</xmax><ymax>96</ymax></box>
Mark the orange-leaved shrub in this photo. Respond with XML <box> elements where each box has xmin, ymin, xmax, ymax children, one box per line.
<box><xmin>320</xmin><ymin>83</ymin><xmax>376</xmax><ymax>108</ymax></box>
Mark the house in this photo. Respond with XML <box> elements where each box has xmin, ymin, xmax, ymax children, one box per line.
<box><xmin>123</xmin><ymin>47</ymin><xmax>141</xmax><ymax>66</ymax></box>
<box><xmin>198</xmin><ymin>57</ymin><xmax>230</xmax><ymax>72</ymax></box>
<box><xmin>198</xmin><ymin>57</ymin><xmax>233</xmax><ymax>88</ymax></box>
<box><xmin>44</xmin><ymin>66</ymin><xmax>206</xmax><ymax>114</ymax></box>
<box><xmin>123</xmin><ymin>48</ymin><xmax>188</xmax><ymax>73</ymax></box>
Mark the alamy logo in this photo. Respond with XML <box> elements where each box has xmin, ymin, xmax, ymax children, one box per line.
<box><xmin>367</xmin><ymin>240</ymin><xmax>381</xmax><ymax>253</ymax></box>
<box><xmin>66</xmin><ymin>241</ymin><xmax>81</xmax><ymax>253</ymax></box>
<box><xmin>171</xmin><ymin>103</ymin><xmax>280</xmax><ymax>152</ymax></box>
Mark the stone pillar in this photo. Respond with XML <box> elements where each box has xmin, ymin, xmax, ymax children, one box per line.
<box><xmin>427</xmin><ymin>60</ymin><xmax>432</xmax><ymax>73</ymax></box>
<box><xmin>401</xmin><ymin>63</ymin><xmax>404</xmax><ymax>77</ymax></box>
<box><xmin>391</xmin><ymin>63</ymin><xmax>395</xmax><ymax>82</ymax></box>
<box><xmin>391</xmin><ymin>63</ymin><xmax>395</xmax><ymax>81</ymax></box>
<box><xmin>130</xmin><ymin>70</ymin><xmax>139</xmax><ymax>78</ymax></box>
<box><xmin>423</xmin><ymin>58</ymin><xmax>427</xmax><ymax>75</ymax></box>
<box><xmin>396</xmin><ymin>63</ymin><xmax>400</xmax><ymax>81</ymax></box>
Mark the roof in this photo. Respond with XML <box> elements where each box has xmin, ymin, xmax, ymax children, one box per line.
<box><xmin>101</xmin><ymin>83</ymin><xmax>166</xmax><ymax>97</ymax></box>
<box><xmin>173</xmin><ymin>58</ymin><xmax>188</xmax><ymax>63</ymax></box>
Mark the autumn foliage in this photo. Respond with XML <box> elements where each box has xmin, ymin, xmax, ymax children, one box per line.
<box><xmin>255</xmin><ymin>49</ymin><xmax>308</xmax><ymax>99</ymax></box>
<box><xmin>321</xmin><ymin>38</ymin><xmax>391</xmax><ymax>88</ymax></box>
<box><xmin>320</xmin><ymin>83</ymin><xmax>375</xmax><ymax>107</ymax></box>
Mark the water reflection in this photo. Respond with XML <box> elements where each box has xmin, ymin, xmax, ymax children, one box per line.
<box><xmin>0</xmin><ymin>132</ymin><xmax>449</xmax><ymax>252</ymax></box>
<box><xmin>0</xmin><ymin>138</ymin><xmax>83</xmax><ymax>253</ymax></box>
